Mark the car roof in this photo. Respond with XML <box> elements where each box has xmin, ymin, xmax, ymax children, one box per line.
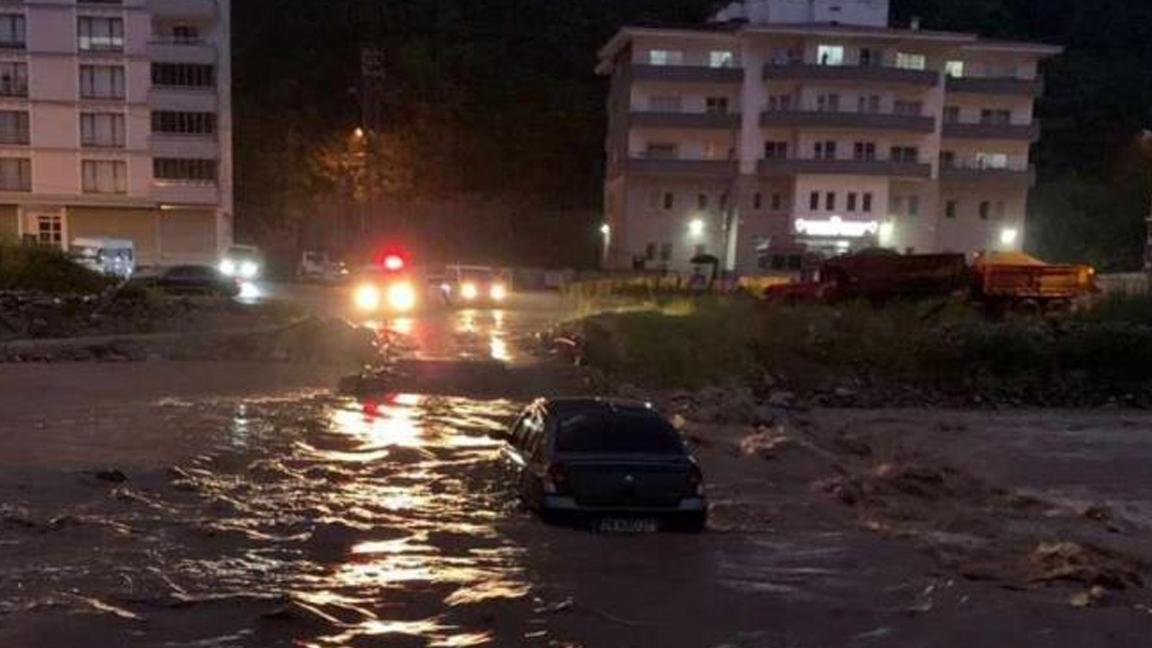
<box><xmin>537</xmin><ymin>397</ymin><xmax>657</xmax><ymax>417</ymax></box>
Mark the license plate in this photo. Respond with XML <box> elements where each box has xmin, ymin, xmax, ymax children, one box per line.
<box><xmin>597</xmin><ymin>518</ymin><xmax>658</xmax><ymax>534</ymax></box>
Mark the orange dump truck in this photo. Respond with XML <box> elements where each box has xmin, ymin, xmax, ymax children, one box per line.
<box><xmin>970</xmin><ymin>252</ymin><xmax>1097</xmax><ymax>312</ymax></box>
<box><xmin>763</xmin><ymin>250</ymin><xmax>1096</xmax><ymax>313</ymax></box>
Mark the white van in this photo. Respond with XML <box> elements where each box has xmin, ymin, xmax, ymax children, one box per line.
<box><xmin>70</xmin><ymin>238</ymin><xmax>136</xmax><ymax>279</ymax></box>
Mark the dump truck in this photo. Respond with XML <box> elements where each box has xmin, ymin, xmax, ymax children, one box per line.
<box><xmin>763</xmin><ymin>249</ymin><xmax>1096</xmax><ymax>313</ymax></box>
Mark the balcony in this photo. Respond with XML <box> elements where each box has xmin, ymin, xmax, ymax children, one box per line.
<box><xmin>942</xmin><ymin>121</ymin><xmax>1040</xmax><ymax>141</ymax></box>
<box><xmin>763</xmin><ymin>63</ymin><xmax>938</xmax><ymax>87</ymax></box>
<box><xmin>148</xmin><ymin>0</ymin><xmax>216</xmax><ymax>20</ymax></box>
<box><xmin>147</xmin><ymin>40</ymin><xmax>216</xmax><ymax>64</ymax></box>
<box><xmin>152</xmin><ymin>181</ymin><xmax>218</xmax><ymax>205</ymax></box>
<box><xmin>759</xmin><ymin>158</ymin><xmax>932</xmax><ymax>179</ymax></box>
<box><xmin>630</xmin><ymin>111</ymin><xmax>740</xmax><ymax>130</ymax></box>
<box><xmin>940</xmin><ymin>159</ymin><xmax>1035</xmax><ymax>186</ymax></box>
<box><xmin>632</xmin><ymin>64</ymin><xmax>743</xmax><ymax>84</ymax></box>
<box><xmin>760</xmin><ymin>110</ymin><xmax>935</xmax><ymax>133</ymax></box>
<box><xmin>625</xmin><ymin>155</ymin><xmax>738</xmax><ymax>178</ymax></box>
<box><xmin>946</xmin><ymin>76</ymin><xmax>1043</xmax><ymax>97</ymax></box>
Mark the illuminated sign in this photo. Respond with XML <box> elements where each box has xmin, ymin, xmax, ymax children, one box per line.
<box><xmin>795</xmin><ymin>216</ymin><xmax>879</xmax><ymax>238</ymax></box>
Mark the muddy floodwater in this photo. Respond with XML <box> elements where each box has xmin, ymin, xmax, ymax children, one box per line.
<box><xmin>2</xmin><ymin>368</ymin><xmax>1151</xmax><ymax>647</ymax></box>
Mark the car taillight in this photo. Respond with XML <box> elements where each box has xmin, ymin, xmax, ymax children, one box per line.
<box><xmin>688</xmin><ymin>464</ymin><xmax>705</xmax><ymax>497</ymax></box>
<box><xmin>544</xmin><ymin>463</ymin><xmax>570</xmax><ymax>495</ymax></box>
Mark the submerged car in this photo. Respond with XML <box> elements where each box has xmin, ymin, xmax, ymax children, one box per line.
<box><xmin>501</xmin><ymin>398</ymin><xmax>707</xmax><ymax>532</ymax></box>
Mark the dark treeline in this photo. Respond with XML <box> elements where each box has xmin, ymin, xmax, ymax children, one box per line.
<box><xmin>234</xmin><ymin>0</ymin><xmax>1152</xmax><ymax>270</ymax></box>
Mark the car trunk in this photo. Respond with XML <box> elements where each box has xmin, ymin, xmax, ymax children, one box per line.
<box><xmin>562</xmin><ymin>455</ymin><xmax>691</xmax><ymax>508</ymax></box>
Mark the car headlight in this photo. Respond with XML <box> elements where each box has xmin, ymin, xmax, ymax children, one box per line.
<box><xmin>239</xmin><ymin>261</ymin><xmax>259</xmax><ymax>279</ymax></box>
<box><xmin>388</xmin><ymin>282</ymin><xmax>417</xmax><ymax>312</ymax></box>
<box><xmin>461</xmin><ymin>282</ymin><xmax>479</xmax><ymax>300</ymax></box>
<box><xmin>490</xmin><ymin>283</ymin><xmax>507</xmax><ymax>301</ymax></box>
<box><xmin>219</xmin><ymin>259</ymin><xmax>236</xmax><ymax>276</ymax></box>
<box><xmin>354</xmin><ymin>284</ymin><xmax>381</xmax><ymax>311</ymax></box>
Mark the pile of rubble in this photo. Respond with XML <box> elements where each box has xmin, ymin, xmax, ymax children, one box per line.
<box><xmin>0</xmin><ymin>289</ymin><xmax>194</xmax><ymax>340</ymax></box>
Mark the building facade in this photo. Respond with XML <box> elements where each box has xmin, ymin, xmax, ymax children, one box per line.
<box><xmin>0</xmin><ymin>0</ymin><xmax>232</xmax><ymax>266</ymax></box>
<box><xmin>597</xmin><ymin>0</ymin><xmax>1060</xmax><ymax>274</ymax></box>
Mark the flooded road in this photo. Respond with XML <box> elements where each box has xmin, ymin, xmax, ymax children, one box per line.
<box><xmin>2</xmin><ymin>290</ymin><xmax>1151</xmax><ymax>646</ymax></box>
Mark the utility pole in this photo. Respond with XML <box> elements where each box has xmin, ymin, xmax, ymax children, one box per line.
<box><xmin>360</xmin><ymin>47</ymin><xmax>386</xmax><ymax>238</ymax></box>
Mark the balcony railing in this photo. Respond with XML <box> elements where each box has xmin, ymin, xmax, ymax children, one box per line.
<box><xmin>760</xmin><ymin>109</ymin><xmax>935</xmax><ymax>133</ymax></box>
<box><xmin>759</xmin><ymin>157</ymin><xmax>932</xmax><ymax>178</ymax></box>
<box><xmin>630</xmin><ymin>111</ymin><xmax>740</xmax><ymax>130</ymax></box>
<box><xmin>626</xmin><ymin>155</ymin><xmax>738</xmax><ymax>177</ymax></box>
<box><xmin>946</xmin><ymin>76</ymin><xmax>1043</xmax><ymax>97</ymax></box>
<box><xmin>763</xmin><ymin>63</ymin><xmax>938</xmax><ymax>87</ymax></box>
<box><xmin>942</xmin><ymin>121</ymin><xmax>1040</xmax><ymax>141</ymax></box>
<box><xmin>940</xmin><ymin>159</ymin><xmax>1035</xmax><ymax>184</ymax></box>
<box><xmin>632</xmin><ymin>64</ymin><xmax>743</xmax><ymax>84</ymax></box>
<box><xmin>148</xmin><ymin>0</ymin><xmax>216</xmax><ymax>19</ymax></box>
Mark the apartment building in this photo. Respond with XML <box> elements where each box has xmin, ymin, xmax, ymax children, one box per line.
<box><xmin>0</xmin><ymin>0</ymin><xmax>232</xmax><ymax>265</ymax></box>
<box><xmin>597</xmin><ymin>0</ymin><xmax>1060</xmax><ymax>274</ymax></box>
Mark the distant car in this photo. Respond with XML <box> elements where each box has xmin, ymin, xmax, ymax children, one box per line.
<box><xmin>439</xmin><ymin>265</ymin><xmax>509</xmax><ymax>306</ymax></box>
<box><xmin>218</xmin><ymin>244</ymin><xmax>265</xmax><ymax>280</ymax></box>
<box><xmin>130</xmin><ymin>265</ymin><xmax>241</xmax><ymax>297</ymax></box>
<box><xmin>70</xmin><ymin>237</ymin><xmax>136</xmax><ymax>279</ymax></box>
<box><xmin>501</xmin><ymin>398</ymin><xmax>707</xmax><ymax>532</ymax></box>
<box><xmin>298</xmin><ymin>251</ymin><xmax>349</xmax><ymax>283</ymax></box>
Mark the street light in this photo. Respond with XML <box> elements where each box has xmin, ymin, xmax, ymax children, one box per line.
<box><xmin>1000</xmin><ymin>227</ymin><xmax>1020</xmax><ymax>248</ymax></box>
<box><xmin>599</xmin><ymin>223</ymin><xmax>611</xmax><ymax>236</ymax></box>
<box><xmin>688</xmin><ymin>218</ymin><xmax>705</xmax><ymax>237</ymax></box>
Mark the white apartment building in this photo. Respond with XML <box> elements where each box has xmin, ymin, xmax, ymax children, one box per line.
<box><xmin>0</xmin><ymin>0</ymin><xmax>232</xmax><ymax>265</ymax></box>
<box><xmin>597</xmin><ymin>0</ymin><xmax>1061</xmax><ymax>274</ymax></box>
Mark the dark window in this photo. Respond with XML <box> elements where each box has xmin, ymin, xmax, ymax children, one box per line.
<box><xmin>0</xmin><ymin>62</ymin><xmax>27</xmax><ymax>96</ymax></box>
<box><xmin>753</xmin><ymin>192</ymin><xmax>763</xmax><ymax>210</ymax></box>
<box><xmin>151</xmin><ymin>63</ymin><xmax>215</xmax><ymax>88</ymax></box>
<box><xmin>644</xmin><ymin>243</ymin><xmax>656</xmax><ymax>261</ymax></box>
<box><xmin>153</xmin><ymin>158</ymin><xmax>218</xmax><ymax>183</ymax></box>
<box><xmin>940</xmin><ymin>151</ymin><xmax>956</xmax><ymax>168</ymax></box>
<box><xmin>771</xmin><ymin>255</ymin><xmax>786</xmax><ymax>270</ymax></box>
<box><xmin>659</xmin><ymin>243</ymin><xmax>672</xmax><ymax>261</ymax></box>
<box><xmin>555</xmin><ymin>412</ymin><xmax>686</xmax><ymax>455</ymax></box>
<box><xmin>847</xmin><ymin>192</ymin><xmax>858</xmax><ymax>212</ymax></box>
<box><xmin>862</xmin><ymin>193</ymin><xmax>873</xmax><ymax>213</ymax></box>
<box><xmin>815</xmin><ymin>141</ymin><xmax>837</xmax><ymax>160</ymax></box>
<box><xmin>0</xmin><ymin>110</ymin><xmax>28</xmax><ymax>144</ymax></box>
<box><xmin>944</xmin><ymin>106</ymin><xmax>960</xmax><ymax>123</ymax></box>
<box><xmin>809</xmin><ymin>191</ymin><xmax>820</xmax><ymax>210</ymax></box>
<box><xmin>908</xmin><ymin>195</ymin><xmax>920</xmax><ymax>216</ymax></box>
<box><xmin>79</xmin><ymin>65</ymin><xmax>125</xmax><ymax>99</ymax></box>
<box><xmin>0</xmin><ymin>157</ymin><xmax>30</xmax><ymax>191</ymax></box>
<box><xmin>662</xmin><ymin>192</ymin><xmax>674</xmax><ymax>210</ymax></box>
<box><xmin>697</xmin><ymin>193</ymin><xmax>708</xmax><ymax>210</ymax></box>
<box><xmin>787</xmin><ymin>255</ymin><xmax>803</xmax><ymax>270</ymax></box>
<box><xmin>151</xmin><ymin>111</ymin><xmax>217</xmax><ymax>135</ymax></box>
<box><xmin>825</xmin><ymin>192</ymin><xmax>836</xmax><ymax>211</ymax></box>
<box><xmin>0</xmin><ymin>15</ymin><xmax>25</xmax><ymax>49</ymax></box>
<box><xmin>770</xmin><ymin>193</ymin><xmax>783</xmax><ymax>210</ymax></box>
<box><xmin>853</xmin><ymin>142</ymin><xmax>876</xmax><ymax>161</ymax></box>
<box><xmin>705</xmin><ymin>97</ymin><xmax>729</xmax><ymax>114</ymax></box>
<box><xmin>979</xmin><ymin>201</ymin><xmax>991</xmax><ymax>220</ymax></box>
<box><xmin>945</xmin><ymin>200</ymin><xmax>957</xmax><ymax>219</ymax></box>
<box><xmin>891</xmin><ymin>146</ymin><xmax>919</xmax><ymax>163</ymax></box>
<box><xmin>764</xmin><ymin>141</ymin><xmax>789</xmax><ymax>159</ymax></box>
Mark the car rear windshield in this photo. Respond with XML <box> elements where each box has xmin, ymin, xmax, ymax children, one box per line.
<box><xmin>555</xmin><ymin>412</ymin><xmax>685</xmax><ymax>455</ymax></box>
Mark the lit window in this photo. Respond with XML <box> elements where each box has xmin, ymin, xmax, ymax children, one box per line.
<box><xmin>37</xmin><ymin>214</ymin><xmax>62</xmax><ymax>246</ymax></box>
<box><xmin>709</xmin><ymin>50</ymin><xmax>734</xmax><ymax>68</ymax></box>
<box><xmin>895</xmin><ymin>52</ymin><xmax>926</xmax><ymax>70</ymax></box>
<box><xmin>78</xmin><ymin>16</ymin><xmax>124</xmax><ymax>51</ymax></box>
<box><xmin>817</xmin><ymin>45</ymin><xmax>844</xmax><ymax>66</ymax></box>
<box><xmin>976</xmin><ymin>152</ymin><xmax>1009</xmax><ymax>169</ymax></box>
<box><xmin>945</xmin><ymin>61</ymin><xmax>965</xmax><ymax>78</ymax></box>
<box><xmin>648</xmin><ymin>50</ymin><xmax>684</xmax><ymax>66</ymax></box>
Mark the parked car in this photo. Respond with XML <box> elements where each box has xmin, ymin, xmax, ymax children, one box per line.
<box><xmin>70</xmin><ymin>237</ymin><xmax>136</xmax><ymax>279</ymax></box>
<box><xmin>501</xmin><ymin>398</ymin><xmax>707</xmax><ymax>532</ymax></box>
<box><xmin>298</xmin><ymin>250</ymin><xmax>349</xmax><ymax>283</ymax></box>
<box><xmin>129</xmin><ymin>265</ymin><xmax>240</xmax><ymax>297</ymax></box>
<box><xmin>218</xmin><ymin>244</ymin><xmax>265</xmax><ymax>280</ymax></box>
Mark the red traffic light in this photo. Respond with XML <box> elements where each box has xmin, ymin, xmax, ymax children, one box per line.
<box><xmin>383</xmin><ymin>254</ymin><xmax>404</xmax><ymax>271</ymax></box>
